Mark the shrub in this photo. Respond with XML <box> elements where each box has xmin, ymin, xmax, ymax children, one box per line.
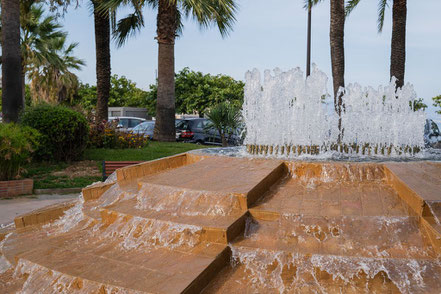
<box><xmin>21</xmin><ymin>104</ymin><xmax>89</xmax><ymax>161</ymax></box>
<box><xmin>0</xmin><ymin>123</ymin><xmax>40</xmax><ymax>181</ymax></box>
<box><xmin>87</xmin><ymin>114</ymin><xmax>148</xmax><ymax>149</ymax></box>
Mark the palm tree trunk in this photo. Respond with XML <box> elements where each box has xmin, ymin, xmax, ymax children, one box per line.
<box><xmin>154</xmin><ymin>0</ymin><xmax>177</xmax><ymax>142</ymax></box>
<box><xmin>390</xmin><ymin>0</ymin><xmax>406</xmax><ymax>89</ymax></box>
<box><xmin>306</xmin><ymin>4</ymin><xmax>312</xmax><ymax>77</ymax></box>
<box><xmin>330</xmin><ymin>0</ymin><xmax>345</xmax><ymax>141</ymax></box>
<box><xmin>93</xmin><ymin>0</ymin><xmax>111</xmax><ymax>122</ymax></box>
<box><xmin>1</xmin><ymin>0</ymin><xmax>23</xmax><ymax>123</ymax></box>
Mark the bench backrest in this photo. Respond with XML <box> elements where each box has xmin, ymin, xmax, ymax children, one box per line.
<box><xmin>102</xmin><ymin>161</ymin><xmax>144</xmax><ymax>181</ymax></box>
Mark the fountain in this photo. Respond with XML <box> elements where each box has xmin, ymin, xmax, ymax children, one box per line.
<box><xmin>243</xmin><ymin>66</ymin><xmax>426</xmax><ymax>157</ymax></box>
<box><xmin>0</xmin><ymin>68</ymin><xmax>440</xmax><ymax>293</ymax></box>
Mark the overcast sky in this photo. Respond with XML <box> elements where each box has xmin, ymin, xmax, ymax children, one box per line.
<box><xmin>61</xmin><ymin>0</ymin><xmax>441</xmax><ymax>122</ymax></box>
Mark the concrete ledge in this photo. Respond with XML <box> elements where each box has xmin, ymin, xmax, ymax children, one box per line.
<box><xmin>14</xmin><ymin>200</ymin><xmax>77</xmax><ymax>229</ymax></box>
<box><xmin>82</xmin><ymin>182</ymin><xmax>114</xmax><ymax>202</ymax></box>
<box><xmin>116</xmin><ymin>153</ymin><xmax>203</xmax><ymax>182</ymax></box>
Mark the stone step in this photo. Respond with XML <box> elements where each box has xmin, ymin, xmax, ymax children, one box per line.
<box><xmin>252</xmin><ymin>178</ymin><xmax>413</xmax><ymax>217</ymax></box>
<box><xmin>203</xmin><ymin>257</ymin><xmax>441</xmax><ymax>294</ymax></box>
<box><xmin>102</xmin><ymin>198</ymin><xmax>247</xmax><ymax>244</ymax></box>
<box><xmin>15</xmin><ymin>241</ymin><xmax>229</xmax><ymax>294</ymax></box>
<box><xmin>236</xmin><ymin>215</ymin><xmax>437</xmax><ymax>260</ymax></box>
<box><xmin>5</xmin><ymin>224</ymin><xmax>230</xmax><ymax>294</ymax></box>
<box><xmin>137</xmin><ymin>156</ymin><xmax>288</xmax><ymax>208</ymax></box>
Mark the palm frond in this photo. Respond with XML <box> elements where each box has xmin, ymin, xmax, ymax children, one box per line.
<box><xmin>113</xmin><ymin>9</ymin><xmax>145</xmax><ymax>47</ymax></box>
<box><xmin>303</xmin><ymin>0</ymin><xmax>324</xmax><ymax>10</ymax></box>
<box><xmin>345</xmin><ymin>0</ymin><xmax>361</xmax><ymax>16</ymax></box>
<box><xmin>377</xmin><ymin>0</ymin><xmax>389</xmax><ymax>33</ymax></box>
<box><xmin>180</xmin><ymin>0</ymin><xmax>238</xmax><ymax>38</ymax></box>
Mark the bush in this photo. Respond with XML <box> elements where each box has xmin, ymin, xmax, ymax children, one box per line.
<box><xmin>0</xmin><ymin>123</ymin><xmax>40</xmax><ymax>181</ymax></box>
<box><xmin>21</xmin><ymin>104</ymin><xmax>89</xmax><ymax>161</ymax></box>
<box><xmin>89</xmin><ymin>123</ymin><xmax>149</xmax><ymax>149</ymax></box>
<box><xmin>87</xmin><ymin>114</ymin><xmax>148</xmax><ymax>149</ymax></box>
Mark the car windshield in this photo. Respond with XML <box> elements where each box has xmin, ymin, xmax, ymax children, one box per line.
<box><xmin>133</xmin><ymin>122</ymin><xmax>154</xmax><ymax>131</ymax></box>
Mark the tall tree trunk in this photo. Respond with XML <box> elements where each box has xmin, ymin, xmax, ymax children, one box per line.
<box><xmin>330</xmin><ymin>0</ymin><xmax>345</xmax><ymax>141</ymax></box>
<box><xmin>1</xmin><ymin>0</ymin><xmax>23</xmax><ymax>123</ymax></box>
<box><xmin>154</xmin><ymin>0</ymin><xmax>177</xmax><ymax>142</ymax></box>
<box><xmin>390</xmin><ymin>0</ymin><xmax>406</xmax><ymax>89</ymax></box>
<box><xmin>93</xmin><ymin>1</ymin><xmax>111</xmax><ymax>122</ymax></box>
<box><xmin>306</xmin><ymin>3</ymin><xmax>312</xmax><ymax>77</ymax></box>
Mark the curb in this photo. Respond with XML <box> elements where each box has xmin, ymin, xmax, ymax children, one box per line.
<box><xmin>33</xmin><ymin>187</ymin><xmax>82</xmax><ymax>195</ymax></box>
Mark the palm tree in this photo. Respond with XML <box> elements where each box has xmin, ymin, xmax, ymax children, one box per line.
<box><xmin>103</xmin><ymin>0</ymin><xmax>238</xmax><ymax>141</ymax></box>
<box><xmin>29</xmin><ymin>36</ymin><xmax>85</xmax><ymax>103</ymax></box>
<box><xmin>346</xmin><ymin>0</ymin><xmax>407</xmax><ymax>89</ymax></box>
<box><xmin>206</xmin><ymin>102</ymin><xmax>241</xmax><ymax>147</ymax></box>
<box><xmin>92</xmin><ymin>0</ymin><xmax>111</xmax><ymax>122</ymax></box>
<box><xmin>20</xmin><ymin>2</ymin><xmax>66</xmax><ymax>104</ymax></box>
<box><xmin>1</xmin><ymin>0</ymin><xmax>23</xmax><ymax>123</ymax></box>
<box><xmin>306</xmin><ymin>0</ymin><xmax>345</xmax><ymax>140</ymax></box>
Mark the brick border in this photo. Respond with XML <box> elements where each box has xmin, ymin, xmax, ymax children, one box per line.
<box><xmin>0</xmin><ymin>179</ymin><xmax>33</xmax><ymax>198</ymax></box>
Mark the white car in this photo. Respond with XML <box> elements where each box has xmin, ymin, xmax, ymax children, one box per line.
<box><xmin>108</xmin><ymin>116</ymin><xmax>146</xmax><ymax>131</ymax></box>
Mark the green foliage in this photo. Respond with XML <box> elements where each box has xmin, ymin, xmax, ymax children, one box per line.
<box><xmin>83</xmin><ymin>142</ymin><xmax>211</xmax><ymax>161</ymax></box>
<box><xmin>146</xmin><ymin>68</ymin><xmax>244</xmax><ymax>117</ymax></box>
<box><xmin>21</xmin><ymin>104</ymin><xmax>89</xmax><ymax>162</ymax></box>
<box><xmin>206</xmin><ymin>102</ymin><xmax>241</xmax><ymax>147</ymax></box>
<box><xmin>88</xmin><ymin>120</ymin><xmax>149</xmax><ymax>149</ymax></box>
<box><xmin>433</xmin><ymin>95</ymin><xmax>441</xmax><ymax>115</ymax></box>
<box><xmin>0</xmin><ymin>123</ymin><xmax>40</xmax><ymax>181</ymax></box>
<box><xmin>411</xmin><ymin>98</ymin><xmax>427</xmax><ymax>111</ymax></box>
<box><xmin>73</xmin><ymin>75</ymin><xmax>148</xmax><ymax>110</ymax></box>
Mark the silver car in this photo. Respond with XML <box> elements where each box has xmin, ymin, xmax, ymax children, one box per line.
<box><xmin>132</xmin><ymin>121</ymin><xmax>155</xmax><ymax>139</ymax></box>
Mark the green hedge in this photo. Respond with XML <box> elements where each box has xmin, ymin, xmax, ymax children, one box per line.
<box><xmin>0</xmin><ymin>123</ymin><xmax>40</xmax><ymax>181</ymax></box>
<box><xmin>21</xmin><ymin>104</ymin><xmax>89</xmax><ymax>162</ymax></box>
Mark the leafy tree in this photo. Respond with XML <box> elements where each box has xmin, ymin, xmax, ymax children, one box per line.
<box><xmin>205</xmin><ymin>102</ymin><xmax>241</xmax><ymax>147</ymax></box>
<box><xmin>145</xmin><ymin>68</ymin><xmax>244</xmax><ymax>117</ymax></box>
<box><xmin>103</xmin><ymin>0</ymin><xmax>238</xmax><ymax>142</ymax></box>
<box><xmin>74</xmin><ymin>75</ymin><xmax>149</xmax><ymax>110</ymax></box>
<box><xmin>411</xmin><ymin>98</ymin><xmax>427</xmax><ymax>111</ymax></box>
<box><xmin>433</xmin><ymin>95</ymin><xmax>441</xmax><ymax>115</ymax></box>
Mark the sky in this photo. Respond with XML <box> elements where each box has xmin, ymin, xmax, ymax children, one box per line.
<box><xmin>60</xmin><ymin>0</ymin><xmax>441</xmax><ymax>122</ymax></box>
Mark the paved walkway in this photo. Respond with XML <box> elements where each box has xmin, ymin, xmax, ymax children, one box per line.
<box><xmin>0</xmin><ymin>194</ymin><xmax>79</xmax><ymax>227</ymax></box>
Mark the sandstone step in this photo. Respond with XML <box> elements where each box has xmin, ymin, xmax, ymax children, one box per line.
<box><xmin>138</xmin><ymin>156</ymin><xmax>287</xmax><ymax>207</ymax></box>
<box><xmin>101</xmin><ymin>198</ymin><xmax>247</xmax><ymax>244</ymax></box>
<box><xmin>252</xmin><ymin>178</ymin><xmax>413</xmax><ymax>217</ymax></box>
<box><xmin>5</xmin><ymin>224</ymin><xmax>229</xmax><ymax>294</ymax></box>
<box><xmin>202</xmin><ymin>257</ymin><xmax>441</xmax><ymax>294</ymax></box>
<box><xmin>15</xmin><ymin>242</ymin><xmax>229</xmax><ymax>294</ymax></box>
<box><xmin>235</xmin><ymin>215</ymin><xmax>437</xmax><ymax>260</ymax></box>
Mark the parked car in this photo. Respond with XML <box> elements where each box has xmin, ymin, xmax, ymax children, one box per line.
<box><xmin>109</xmin><ymin>116</ymin><xmax>146</xmax><ymax>131</ymax></box>
<box><xmin>425</xmin><ymin>119</ymin><xmax>441</xmax><ymax>148</ymax></box>
<box><xmin>176</xmin><ymin>118</ymin><xmax>241</xmax><ymax>146</ymax></box>
<box><xmin>132</xmin><ymin>121</ymin><xmax>155</xmax><ymax>139</ymax></box>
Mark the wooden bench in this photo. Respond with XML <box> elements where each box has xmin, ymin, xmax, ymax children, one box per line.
<box><xmin>102</xmin><ymin>161</ymin><xmax>144</xmax><ymax>181</ymax></box>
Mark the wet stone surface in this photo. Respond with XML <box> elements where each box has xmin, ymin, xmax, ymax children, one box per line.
<box><xmin>0</xmin><ymin>154</ymin><xmax>440</xmax><ymax>294</ymax></box>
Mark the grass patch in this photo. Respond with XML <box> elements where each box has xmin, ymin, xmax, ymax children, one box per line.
<box><xmin>22</xmin><ymin>162</ymin><xmax>101</xmax><ymax>189</ymax></box>
<box><xmin>83</xmin><ymin>141</ymin><xmax>211</xmax><ymax>161</ymax></box>
<box><xmin>22</xmin><ymin>142</ymin><xmax>212</xmax><ymax>190</ymax></box>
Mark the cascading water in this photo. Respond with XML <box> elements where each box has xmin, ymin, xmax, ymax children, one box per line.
<box><xmin>242</xmin><ymin>65</ymin><xmax>426</xmax><ymax>157</ymax></box>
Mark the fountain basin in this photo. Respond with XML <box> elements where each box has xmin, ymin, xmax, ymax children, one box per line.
<box><xmin>0</xmin><ymin>152</ymin><xmax>440</xmax><ymax>293</ymax></box>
